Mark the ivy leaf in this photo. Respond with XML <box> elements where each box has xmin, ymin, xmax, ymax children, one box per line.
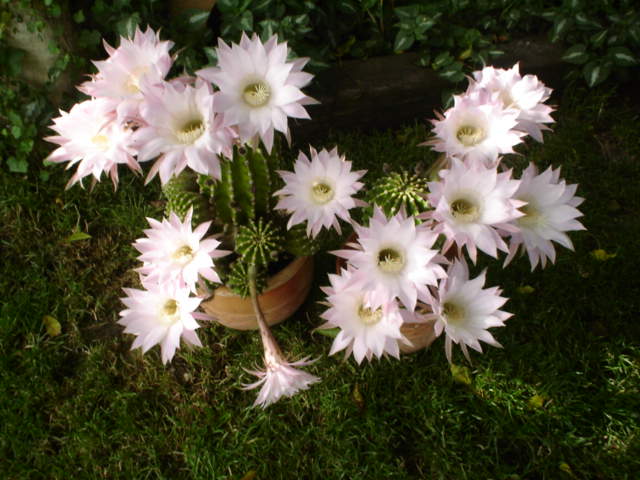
<box><xmin>7</xmin><ymin>157</ymin><xmax>28</xmax><ymax>173</ymax></box>
<box><xmin>550</xmin><ymin>18</ymin><xmax>571</xmax><ymax>43</ymax></box>
<box><xmin>590</xmin><ymin>30</ymin><xmax>608</xmax><ymax>48</ymax></box>
<box><xmin>203</xmin><ymin>47</ymin><xmax>217</xmax><ymax>64</ymax></box>
<box><xmin>562</xmin><ymin>44</ymin><xmax>589</xmax><ymax>64</ymax></box>
<box><xmin>115</xmin><ymin>13</ymin><xmax>141</xmax><ymax>38</ymax></box>
<box><xmin>73</xmin><ymin>10</ymin><xmax>85</xmax><ymax>24</ymax></box>
<box><xmin>432</xmin><ymin>51</ymin><xmax>454</xmax><ymax>70</ymax></box>
<box><xmin>393</xmin><ymin>30</ymin><xmax>414</xmax><ymax>52</ymax></box>
<box><xmin>583</xmin><ymin>60</ymin><xmax>611</xmax><ymax>87</ymax></box>
<box><xmin>238</xmin><ymin>10</ymin><xmax>253</xmax><ymax>32</ymax></box>
<box><xmin>608</xmin><ymin>47</ymin><xmax>637</xmax><ymax>66</ymax></box>
<box><xmin>187</xmin><ymin>10</ymin><xmax>210</xmax><ymax>30</ymax></box>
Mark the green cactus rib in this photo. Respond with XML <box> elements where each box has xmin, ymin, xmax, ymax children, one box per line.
<box><xmin>231</xmin><ymin>149</ymin><xmax>255</xmax><ymax>223</ymax></box>
<box><xmin>247</xmin><ymin>148</ymin><xmax>271</xmax><ymax>216</ymax></box>
<box><xmin>213</xmin><ymin>160</ymin><xmax>237</xmax><ymax>227</ymax></box>
<box><xmin>162</xmin><ymin>172</ymin><xmax>209</xmax><ymax>223</ymax></box>
<box><xmin>226</xmin><ymin>259</ymin><xmax>267</xmax><ymax>298</ymax></box>
<box><xmin>235</xmin><ymin>218</ymin><xmax>284</xmax><ymax>267</ymax></box>
<box><xmin>367</xmin><ymin>171</ymin><xmax>429</xmax><ymax>217</ymax></box>
<box><xmin>283</xmin><ymin>223</ymin><xmax>326</xmax><ymax>257</ymax></box>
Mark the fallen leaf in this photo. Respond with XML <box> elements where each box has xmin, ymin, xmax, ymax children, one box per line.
<box><xmin>590</xmin><ymin>249</ymin><xmax>616</xmax><ymax>261</ymax></box>
<box><xmin>517</xmin><ymin>285</ymin><xmax>535</xmax><ymax>295</ymax></box>
<box><xmin>43</xmin><ymin>315</ymin><xmax>61</xmax><ymax>337</ymax></box>
<box><xmin>527</xmin><ymin>394</ymin><xmax>546</xmax><ymax>409</ymax></box>
<box><xmin>64</xmin><ymin>231</ymin><xmax>92</xmax><ymax>243</ymax></box>
<box><xmin>450</xmin><ymin>364</ymin><xmax>472</xmax><ymax>386</ymax></box>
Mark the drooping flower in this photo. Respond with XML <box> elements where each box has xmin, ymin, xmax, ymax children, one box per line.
<box><xmin>430</xmin><ymin>260</ymin><xmax>511</xmax><ymax>363</ymax></box>
<box><xmin>425</xmin><ymin>158</ymin><xmax>524</xmax><ymax>263</ymax></box>
<box><xmin>468</xmin><ymin>63</ymin><xmax>554</xmax><ymax>142</ymax></box>
<box><xmin>504</xmin><ymin>163</ymin><xmax>585</xmax><ymax>269</ymax></box>
<box><xmin>45</xmin><ymin>98</ymin><xmax>139</xmax><ymax>188</ymax></box>
<box><xmin>197</xmin><ymin>32</ymin><xmax>316</xmax><ymax>152</ymax></box>
<box><xmin>274</xmin><ymin>146</ymin><xmax>366</xmax><ymax>238</ymax></box>
<box><xmin>319</xmin><ymin>267</ymin><xmax>408</xmax><ymax>363</ymax></box>
<box><xmin>134</xmin><ymin>208</ymin><xmax>230</xmax><ymax>293</ymax></box>
<box><xmin>333</xmin><ymin>207</ymin><xmax>446</xmax><ymax>311</ymax></box>
<box><xmin>242</xmin><ymin>317</ymin><xmax>319</xmax><ymax>408</ymax></box>
<box><xmin>118</xmin><ymin>281</ymin><xmax>203</xmax><ymax>364</ymax></box>
<box><xmin>427</xmin><ymin>88</ymin><xmax>525</xmax><ymax>166</ymax></box>
<box><xmin>79</xmin><ymin>26</ymin><xmax>174</xmax><ymax>121</ymax></box>
<box><xmin>133</xmin><ymin>80</ymin><xmax>236</xmax><ymax>184</ymax></box>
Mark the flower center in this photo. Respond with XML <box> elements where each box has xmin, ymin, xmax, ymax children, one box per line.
<box><xmin>124</xmin><ymin>66</ymin><xmax>150</xmax><ymax>94</ymax></box>
<box><xmin>518</xmin><ymin>202</ymin><xmax>542</xmax><ymax>227</ymax></box>
<box><xmin>91</xmin><ymin>134</ymin><xmax>110</xmax><ymax>151</ymax></box>
<box><xmin>456</xmin><ymin>125</ymin><xmax>485</xmax><ymax>147</ymax></box>
<box><xmin>377</xmin><ymin>247</ymin><xmax>405</xmax><ymax>274</ymax></box>
<box><xmin>442</xmin><ymin>301</ymin><xmax>465</xmax><ymax>325</ymax></box>
<box><xmin>161</xmin><ymin>299</ymin><xmax>180</xmax><ymax>324</ymax></box>
<box><xmin>451</xmin><ymin>198</ymin><xmax>480</xmax><ymax>223</ymax></box>
<box><xmin>357</xmin><ymin>304</ymin><xmax>383</xmax><ymax>326</ymax></box>
<box><xmin>176</xmin><ymin>118</ymin><xmax>205</xmax><ymax>144</ymax></box>
<box><xmin>243</xmin><ymin>81</ymin><xmax>271</xmax><ymax>107</ymax></box>
<box><xmin>172</xmin><ymin>245</ymin><xmax>194</xmax><ymax>264</ymax></box>
<box><xmin>311</xmin><ymin>181</ymin><xmax>335</xmax><ymax>205</ymax></box>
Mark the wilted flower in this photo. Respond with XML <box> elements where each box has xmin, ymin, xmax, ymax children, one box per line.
<box><xmin>430</xmin><ymin>260</ymin><xmax>511</xmax><ymax>363</ymax></box>
<box><xmin>197</xmin><ymin>32</ymin><xmax>316</xmax><ymax>152</ymax></box>
<box><xmin>505</xmin><ymin>163</ymin><xmax>585</xmax><ymax>269</ymax></box>
<box><xmin>134</xmin><ymin>208</ymin><xmax>230</xmax><ymax>293</ymax></box>
<box><xmin>118</xmin><ymin>281</ymin><xmax>203</xmax><ymax>364</ymax></box>
<box><xmin>274</xmin><ymin>146</ymin><xmax>366</xmax><ymax>238</ymax></box>
<box><xmin>243</xmin><ymin>318</ymin><xmax>319</xmax><ymax>408</ymax></box>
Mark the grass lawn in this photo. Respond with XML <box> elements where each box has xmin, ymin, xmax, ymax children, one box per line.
<box><xmin>1</xmin><ymin>84</ymin><xmax>639</xmax><ymax>479</ymax></box>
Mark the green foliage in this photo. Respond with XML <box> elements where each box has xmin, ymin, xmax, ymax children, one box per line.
<box><xmin>542</xmin><ymin>0</ymin><xmax>639</xmax><ymax>86</ymax></box>
<box><xmin>366</xmin><ymin>170</ymin><xmax>429</xmax><ymax>218</ymax></box>
<box><xmin>235</xmin><ymin>217</ymin><xmax>284</xmax><ymax>268</ymax></box>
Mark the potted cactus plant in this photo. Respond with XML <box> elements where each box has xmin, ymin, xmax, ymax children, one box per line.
<box><xmin>45</xmin><ymin>26</ymin><xmax>585</xmax><ymax>409</ymax></box>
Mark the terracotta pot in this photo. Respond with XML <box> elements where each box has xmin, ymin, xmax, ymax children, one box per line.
<box><xmin>400</xmin><ymin>314</ymin><xmax>437</xmax><ymax>354</ymax></box>
<box><xmin>201</xmin><ymin>256</ymin><xmax>314</xmax><ymax>330</ymax></box>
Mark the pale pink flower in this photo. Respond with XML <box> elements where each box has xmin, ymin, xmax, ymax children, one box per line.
<box><xmin>274</xmin><ymin>147</ymin><xmax>366</xmax><ymax>238</ymax></box>
<box><xmin>197</xmin><ymin>32</ymin><xmax>316</xmax><ymax>152</ymax></box>
<box><xmin>429</xmin><ymin>260</ymin><xmax>511</xmax><ymax>363</ymax></box>
<box><xmin>79</xmin><ymin>26</ymin><xmax>174</xmax><ymax>121</ymax></box>
<box><xmin>45</xmin><ymin>98</ymin><xmax>139</xmax><ymax>188</ymax></box>
<box><xmin>133</xmin><ymin>80</ymin><xmax>236</xmax><ymax>185</ymax></box>
<box><xmin>425</xmin><ymin>158</ymin><xmax>524</xmax><ymax>263</ymax></box>
<box><xmin>469</xmin><ymin>63</ymin><xmax>554</xmax><ymax>142</ymax></box>
<box><xmin>134</xmin><ymin>209</ymin><xmax>230</xmax><ymax>293</ymax></box>
<box><xmin>319</xmin><ymin>267</ymin><xmax>409</xmax><ymax>363</ymax></box>
<box><xmin>504</xmin><ymin>163</ymin><xmax>585</xmax><ymax>269</ymax></box>
<box><xmin>118</xmin><ymin>281</ymin><xmax>203</xmax><ymax>364</ymax></box>
<box><xmin>333</xmin><ymin>207</ymin><xmax>446</xmax><ymax>311</ymax></box>
<box><xmin>427</xmin><ymin>88</ymin><xmax>525</xmax><ymax>166</ymax></box>
<box><xmin>242</xmin><ymin>321</ymin><xmax>319</xmax><ymax>408</ymax></box>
